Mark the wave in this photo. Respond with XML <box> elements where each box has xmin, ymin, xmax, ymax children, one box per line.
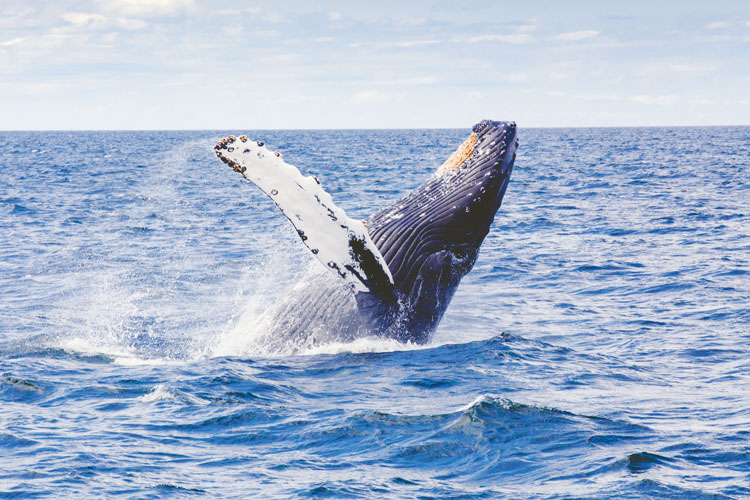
<box><xmin>140</xmin><ymin>384</ymin><xmax>209</xmax><ymax>405</ymax></box>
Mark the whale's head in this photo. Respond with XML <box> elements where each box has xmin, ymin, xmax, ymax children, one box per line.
<box><xmin>431</xmin><ymin>119</ymin><xmax>518</xmax><ymax>247</ymax></box>
<box><xmin>368</xmin><ymin>119</ymin><xmax>518</xmax><ymax>341</ymax></box>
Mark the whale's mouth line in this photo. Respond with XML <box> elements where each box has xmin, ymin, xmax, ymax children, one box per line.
<box><xmin>436</xmin><ymin>132</ymin><xmax>478</xmax><ymax>176</ymax></box>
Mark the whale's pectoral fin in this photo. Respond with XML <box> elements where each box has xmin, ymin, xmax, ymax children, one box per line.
<box><xmin>215</xmin><ymin>136</ymin><xmax>396</xmax><ymax>300</ymax></box>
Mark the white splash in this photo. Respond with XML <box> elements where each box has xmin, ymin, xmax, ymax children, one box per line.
<box><xmin>140</xmin><ymin>384</ymin><xmax>208</xmax><ymax>404</ymax></box>
<box><xmin>300</xmin><ymin>336</ymin><xmax>426</xmax><ymax>356</ymax></box>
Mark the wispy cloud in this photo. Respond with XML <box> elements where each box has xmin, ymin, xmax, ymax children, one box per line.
<box><xmin>215</xmin><ymin>6</ymin><xmax>284</xmax><ymax>24</ymax></box>
<box><xmin>217</xmin><ymin>7</ymin><xmax>261</xmax><ymax>16</ymax></box>
<box><xmin>352</xmin><ymin>90</ymin><xmax>391</xmax><ymax>103</ymax></box>
<box><xmin>517</xmin><ymin>20</ymin><xmax>539</xmax><ymax>32</ymax></box>
<box><xmin>0</xmin><ymin>1</ymin><xmax>747</xmax><ymax>129</ymax></box>
<box><xmin>399</xmin><ymin>17</ymin><xmax>426</xmax><ymax>26</ymax></box>
<box><xmin>0</xmin><ymin>37</ymin><xmax>24</xmax><ymax>47</ymax></box>
<box><xmin>376</xmin><ymin>75</ymin><xmax>438</xmax><ymax>86</ymax></box>
<box><xmin>547</xmin><ymin>90</ymin><xmax>618</xmax><ymax>101</ymax></box>
<box><xmin>706</xmin><ymin>21</ymin><xmax>729</xmax><ymax>30</ymax></box>
<box><xmin>61</xmin><ymin>12</ymin><xmax>107</xmax><ymax>27</ymax></box>
<box><xmin>630</xmin><ymin>94</ymin><xmax>679</xmax><ymax>106</ymax></box>
<box><xmin>95</xmin><ymin>0</ymin><xmax>193</xmax><ymax>17</ymax></box>
<box><xmin>61</xmin><ymin>12</ymin><xmax>147</xmax><ymax>31</ymax></box>
<box><xmin>0</xmin><ymin>81</ymin><xmax>63</xmax><ymax>96</ymax></box>
<box><xmin>504</xmin><ymin>72</ymin><xmax>528</xmax><ymax>82</ymax></box>
<box><xmin>551</xmin><ymin>30</ymin><xmax>600</xmax><ymax>41</ymax></box>
<box><xmin>463</xmin><ymin>33</ymin><xmax>534</xmax><ymax>44</ymax></box>
<box><xmin>352</xmin><ymin>39</ymin><xmax>441</xmax><ymax>49</ymax></box>
<box><xmin>668</xmin><ymin>63</ymin><xmax>715</xmax><ymax>73</ymax></box>
<box><xmin>388</xmin><ymin>39</ymin><xmax>440</xmax><ymax>48</ymax></box>
<box><xmin>637</xmin><ymin>62</ymin><xmax>717</xmax><ymax>76</ymax></box>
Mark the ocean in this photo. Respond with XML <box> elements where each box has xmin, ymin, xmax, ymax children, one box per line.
<box><xmin>1</xmin><ymin>126</ymin><xmax>748</xmax><ymax>498</ymax></box>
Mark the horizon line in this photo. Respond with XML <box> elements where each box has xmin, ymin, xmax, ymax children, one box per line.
<box><xmin>1</xmin><ymin>123</ymin><xmax>748</xmax><ymax>132</ymax></box>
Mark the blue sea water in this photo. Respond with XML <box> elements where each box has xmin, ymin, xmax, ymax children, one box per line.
<box><xmin>1</xmin><ymin>126</ymin><xmax>749</xmax><ymax>499</ymax></box>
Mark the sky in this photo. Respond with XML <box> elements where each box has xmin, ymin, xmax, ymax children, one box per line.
<box><xmin>1</xmin><ymin>0</ymin><xmax>748</xmax><ymax>129</ymax></box>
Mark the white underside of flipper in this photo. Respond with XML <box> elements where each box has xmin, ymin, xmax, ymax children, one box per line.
<box><xmin>215</xmin><ymin>135</ymin><xmax>394</xmax><ymax>295</ymax></box>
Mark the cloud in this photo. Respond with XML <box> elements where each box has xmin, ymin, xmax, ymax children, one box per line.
<box><xmin>117</xmin><ymin>17</ymin><xmax>148</xmax><ymax>30</ymax></box>
<box><xmin>215</xmin><ymin>6</ymin><xmax>283</xmax><ymax>24</ymax></box>
<box><xmin>464</xmin><ymin>33</ymin><xmax>534</xmax><ymax>44</ymax></box>
<box><xmin>352</xmin><ymin>90</ymin><xmax>390</xmax><ymax>103</ymax></box>
<box><xmin>546</xmin><ymin>90</ymin><xmax>617</xmax><ymax>101</ymax></box>
<box><xmin>376</xmin><ymin>75</ymin><xmax>438</xmax><ymax>85</ymax></box>
<box><xmin>217</xmin><ymin>7</ymin><xmax>261</xmax><ymax>16</ymax></box>
<box><xmin>630</xmin><ymin>94</ymin><xmax>678</xmax><ymax>106</ymax></box>
<box><xmin>706</xmin><ymin>21</ymin><xmax>729</xmax><ymax>30</ymax></box>
<box><xmin>258</xmin><ymin>53</ymin><xmax>298</xmax><ymax>64</ymax></box>
<box><xmin>61</xmin><ymin>12</ymin><xmax>147</xmax><ymax>31</ymax></box>
<box><xmin>328</xmin><ymin>11</ymin><xmax>342</xmax><ymax>21</ymax></box>
<box><xmin>95</xmin><ymin>0</ymin><xmax>193</xmax><ymax>17</ymax></box>
<box><xmin>0</xmin><ymin>37</ymin><xmax>24</xmax><ymax>47</ymax></box>
<box><xmin>637</xmin><ymin>62</ymin><xmax>716</xmax><ymax>76</ymax></box>
<box><xmin>61</xmin><ymin>12</ymin><xmax>108</xmax><ymax>27</ymax></box>
<box><xmin>263</xmin><ymin>10</ymin><xmax>285</xmax><ymax>24</ymax></box>
<box><xmin>353</xmin><ymin>39</ymin><xmax>441</xmax><ymax>49</ymax></box>
<box><xmin>573</xmin><ymin>93</ymin><xmax>618</xmax><ymax>101</ymax></box>
<box><xmin>668</xmin><ymin>63</ymin><xmax>715</xmax><ymax>73</ymax></box>
<box><xmin>387</xmin><ymin>39</ymin><xmax>440</xmax><ymax>48</ymax></box>
<box><xmin>551</xmin><ymin>30</ymin><xmax>600</xmax><ymax>41</ymax></box>
<box><xmin>546</xmin><ymin>71</ymin><xmax>571</xmax><ymax>80</ymax></box>
<box><xmin>0</xmin><ymin>81</ymin><xmax>63</xmax><ymax>96</ymax></box>
<box><xmin>517</xmin><ymin>20</ymin><xmax>539</xmax><ymax>32</ymax></box>
<box><xmin>399</xmin><ymin>17</ymin><xmax>426</xmax><ymax>25</ymax></box>
<box><xmin>504</xmin><ymin>72</ymin><xmax>528</xmax><ymax>82</ymax></box>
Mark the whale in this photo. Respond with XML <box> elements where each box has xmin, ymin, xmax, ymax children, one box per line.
<box><xmin>214</xmin><ymin>120</ymin><xmax>518</xmax><ymax>352</ymax></box>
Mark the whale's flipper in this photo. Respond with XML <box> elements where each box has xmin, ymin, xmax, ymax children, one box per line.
<box><xmin>215</xmin><ymin>136</ymin><xmax>396</xmax><ymax>303</ymax></box>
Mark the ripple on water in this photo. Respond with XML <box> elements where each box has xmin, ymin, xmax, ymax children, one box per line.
<box><xmin>0</xmin><ymin>128</ymin><xmax>748</xmax><ymax>499</ymax></box>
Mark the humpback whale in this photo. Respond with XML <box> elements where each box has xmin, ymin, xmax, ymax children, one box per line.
<box><xmin>214</xmin><ymin>120</ymin><xmax>518</xmax><ymax>351</ymax></box>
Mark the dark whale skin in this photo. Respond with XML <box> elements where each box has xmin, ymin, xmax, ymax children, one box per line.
<box><xmin>258</xmin><ymin>120</ymin><xmax>518</xmax><ymax>351</ymax></box>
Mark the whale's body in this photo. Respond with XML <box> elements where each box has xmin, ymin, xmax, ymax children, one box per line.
<box><xmin>215</xmin><ymin>120</ymin><xmax>518</xmax><ymax>352</ymax></box>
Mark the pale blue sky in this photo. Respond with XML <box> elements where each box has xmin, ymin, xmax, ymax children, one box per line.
<box><xmin>1</xmin><ymin>0</ymin><xmax>748</xmax><ymax>129</ymax></box>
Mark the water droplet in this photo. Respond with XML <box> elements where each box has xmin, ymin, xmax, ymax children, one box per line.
<box><xmin>271</xmin><ymin>189</ymin><xmax>278</xmax><ymax>195</ymax></box>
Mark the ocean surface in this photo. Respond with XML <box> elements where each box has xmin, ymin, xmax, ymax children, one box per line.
<box><xmin>1</xmin><ymin>126</ymin><xmax>749</xmax><ymax>499</ymax></box>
